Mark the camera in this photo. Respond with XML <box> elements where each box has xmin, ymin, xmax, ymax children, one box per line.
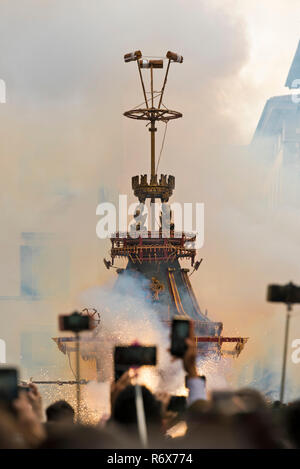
<box><xmin>170</xmin><ymin>317</ymin><xmax>191</xmax><ymax>358</ymax></box>
<box><xmin>114</xmin><ymin>345</ymin><xmax>157</xmax><ymax>381</ymax></box>
<box><xmin>59</xmin><ymin>311</ymin><xmax>93</xmax><ymax>333</ymax></box>
<box><xmin>267</xmin><ymin>282</ymin><xmax>300</xmax><ymax>304</ymax></box>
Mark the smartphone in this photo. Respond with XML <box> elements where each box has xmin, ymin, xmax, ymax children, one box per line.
<box><xmin>114</xmin><ymin>345</ymin><xmax>157</xmax><ymax>381</ymax></box>
<box><xmin>59</xmin><ymin>311</ymin><xmax>93</xmax><ymax>333</ymax></box>
<box><xmin>170</xmin><ymin>317</ymin><xmax>190</xmax><ymax>357</ymax></box>
<box><xmin>17</xmin><ymin>385</ymin><xmax>30</xmax><ymax>393</ymax></box>
<box><xmin>167</xmin><ymin>395</ymin><xmax>187</xmax><ymax>414</ymax></box>
<box><xmin>0</xmin><ymin>368</ymin><xmax>19</xmax><ymax>403</ymax></box>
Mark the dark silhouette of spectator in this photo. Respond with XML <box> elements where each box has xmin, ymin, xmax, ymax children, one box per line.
<box><xmin>40</xmin><ymin>424</ymin><xmax>122</xmax><ymax>449</ymax></box>
<box><xmin>285</xmin><ymin>399</ymin><xmax>300</xmax><ymax>448</ymax></box>
<box><xmin>46</xmin><ymin>400</ymin><xmax>75</xmax><ymax>424</ymax></box>
<box><xmin>113</xmin><ymin>384</ymin><xmax>161</xmax><ymax>426</ymax></box>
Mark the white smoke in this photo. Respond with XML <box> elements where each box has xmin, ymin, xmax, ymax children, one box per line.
<box><xmin>79</xmin><ymin>272</ymin><xmax>186</xmax><ymax>392</ymax></box>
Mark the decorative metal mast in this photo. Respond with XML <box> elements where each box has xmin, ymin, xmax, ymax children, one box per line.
<box><xmin>124</xmin><ymin>50</ymin><xmax>183</xmax><ymax>204</ymax></box>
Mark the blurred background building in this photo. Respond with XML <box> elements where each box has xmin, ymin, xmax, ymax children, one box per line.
<box><xmin>251</xmin><ymin>41</ymin><xmax>300</xmax><ymax>208</ymax></box>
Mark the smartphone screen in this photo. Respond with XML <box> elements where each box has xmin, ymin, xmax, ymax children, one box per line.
<box><xmin>167</xmin><ymin>395</ymin><xmax>187</xmax><ymax>413</ymax></box>
<box><xmin>171</xmin><ymin>318</ymin><xmax>190</xmax><ymax>357</ymax></box>
<box><xmin>59</xmin><ymin>313</ymin><xmax>91</xmax><ymax>332</ymax></box>
<box><xmin>0</xmin><ymin>368</ymin><xmax>19</xmax><ymax>402</ymax></box>
<box><xmin>114</xmin><ymin>346</ymin><xmax>157</xmax><ymax>381</ymax></box>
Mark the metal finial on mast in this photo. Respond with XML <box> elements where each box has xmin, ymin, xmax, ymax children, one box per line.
<box><xmin>124</xmin><ymin>50</ymin><xmax>183</xmax><ymax>203</ymax></box>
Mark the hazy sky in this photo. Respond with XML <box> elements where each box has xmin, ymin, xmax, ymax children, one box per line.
<box><xmin>231</xmin><ymin>0</ymin><xmax>300</xmax><ymax>137</ymax></box>
<box><xmin>0</xmin><ymin>0</ymin><xmax>299</xmax><ymax>141</ymax></box>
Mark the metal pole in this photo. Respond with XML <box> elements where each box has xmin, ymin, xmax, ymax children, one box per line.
<box><xmin>136</xmin><ymin>61</ymin><xmax>149</xmax><ymax>110</ymax></box>
<box><xmin>135</xmin><ymin>384</ymin><xmax>148</xmax><ymax>448</ymax></box>
<box><xmin>31</xmin><ymin>380</ymin><xmax>88</xmax><ymax>385</ymax></box>
<box><xmin>280</xmin><ymin>306</ymin><xmax>291</xmax><ymax>403</ymax></box>
<box><xmin>158</xmin><ymin>59</ymin><xmax>171</xmax><ymax>109</ymax></box>
<box><xmin>75</xmin><ymin>331</ymin><xmax>81</xmax><ymax>423</ymax></box>
<box><xmin>150</xmin><ymin>120</ymin><xmax>156</xmax><ymax>178</ymax></box>
<box><xmin>150</xmin><ymin>65</ymin><xmax>154</xmax><ymax>108</ymax></box>
<box><xmin>150</xmin><ymin>119</ymin><xmax>156</xmax><ymax>232</ymax></box>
